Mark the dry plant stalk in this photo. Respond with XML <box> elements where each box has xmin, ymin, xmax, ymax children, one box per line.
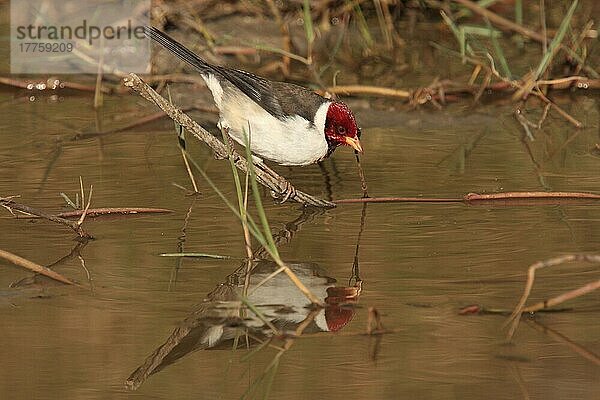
<box><xmin>0</xmin><ymin>197</ymin><xmax>92</xmax><ymax>238</ymax></box>
<box><xmin>0</xmin><ymin>249</ymin><xmax>75</xmax><ymax>285</ymax></box>
<box><xmin>123</xmin><ymin>73</ymin><xmax>334</xmax><ymax>208</ymax></box>
<box><xmin>325</xmin><ymin>85</ymin><xmax>410</xmax><ymax>98</ymax></box>
<box><xmin>506</xmin><ymin>254</ymin><xmax>600</xmax><ymax>340</ymax></box>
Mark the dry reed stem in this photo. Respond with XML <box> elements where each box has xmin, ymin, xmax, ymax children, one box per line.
<box><xmin>523</xmin><ymin>280</ymin><xmax>600</xmax><ymax>314</ymax></box>
<box><xmin>281</xmin><ymin>266</ymin><xmax>323</xmax><ymax>306</ymax></box>
<box><xmin>325</xmin><ymin>84</ymin><xmax>410</xmax><ymax>98</ymax></box>
<box><xmin>532</xmin><ymin>88</ymin><xmax>583</xmax><ymax>128</ymax></box>
<box><xmin>0</xmin><ymin>197</ymin><xmax>92</xmax><ymax>238</ymax></box>
<box><xmin>505</xmin><ymin>254</ymin><xmax>600</xmax><ymax>340</ymax></box>
<box><xmin>77</xmin><ymin>184</ymin><xmax>93</xmax><ymax>227</ymax></box>
<box><xmin>0</xmin><ymin>249</ymin><xmax>75</xmax><ymax>285</ymax></box>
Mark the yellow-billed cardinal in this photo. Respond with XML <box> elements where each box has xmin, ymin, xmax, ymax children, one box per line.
<box><xmin>145</xmin><ymin>27</ymin><xmax>363</xmax><ymax>166</ymax></box>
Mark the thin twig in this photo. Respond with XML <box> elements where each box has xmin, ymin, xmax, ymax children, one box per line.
<box><xmin>51</xmin><ymin>207</ymin><xmax>173</xmax><ymax>218</ymax></box>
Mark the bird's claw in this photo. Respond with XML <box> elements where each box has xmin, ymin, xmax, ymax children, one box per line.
<box><xmin>271</xmin><ymin>181</ymin><xmax>296</xmax><ymax>204</ymax></box>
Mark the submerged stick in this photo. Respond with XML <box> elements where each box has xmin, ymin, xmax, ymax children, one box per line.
<box><xmin>0</xmin><ymin>249</ymin><xmax>74</xmax><ymax>285</ymax></box>
<box><xmin>123</xmin><ymin>73</ymin><xmax>334</xmax><ymax>208</ymax></box>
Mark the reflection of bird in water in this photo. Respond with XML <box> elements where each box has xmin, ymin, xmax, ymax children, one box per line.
<box><xmin>126</xmin><ymin>260</ymin><xmax>360</xmax><ymax>391</ymax></box>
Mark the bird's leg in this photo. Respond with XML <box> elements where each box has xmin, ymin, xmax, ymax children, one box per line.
<box><xmin>215</xmin><ymin>124</ymin><xmax>234</xmax><ymax>160</ymax></box>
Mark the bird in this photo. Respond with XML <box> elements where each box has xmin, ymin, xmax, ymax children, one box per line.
<box><xmin>144</xmin><ymin>26</ymin><xmax>363</xmax><ymax>167</ymax></box>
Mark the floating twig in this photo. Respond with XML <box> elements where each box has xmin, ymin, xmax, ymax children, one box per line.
<box><xmin>159</xmin><ymin>252</ymin><xmax>233</xmax><ymax>259</ymax></box>
<box><xmin>335</xmin><ymin>191</ymin><xmax>600</xmax><ymax>205</ymax></box>
<box><xmin>54</xmin><ymin>207</ymin><xmax>174</xmax><ymax>219</ymax></box>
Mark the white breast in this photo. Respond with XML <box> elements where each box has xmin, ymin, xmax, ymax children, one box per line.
<box><xmin>201</xmin><ymin>73</ymin><xmax>330</xmax><ymax>166</ymax></box>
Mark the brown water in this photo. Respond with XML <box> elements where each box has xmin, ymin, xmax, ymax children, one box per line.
<box><xmin>1</xmin><ymin>85</ymin><xmax>599</xmax><ymax>399</ymax></box>
<box><xmin>1</xmin><ymin>9</ymin><xmax>600</xmax><ymax>400</ymax></box>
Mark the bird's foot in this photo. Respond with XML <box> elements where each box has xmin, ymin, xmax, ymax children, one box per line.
<box><xmin>270</xmin><ymin>181</ymin><xmax>297</xmax><ymax>204</ymax></box>
<box><xmin>213</xmin><ymin>151</ymin><xmax>228</xmax><ymax>160</ymax></box>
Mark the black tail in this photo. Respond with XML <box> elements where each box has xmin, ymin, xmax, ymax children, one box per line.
<box><xmin>144</xmin><ymin>26</ymin><xmax>213</xmax><ymax>74</ymax></box>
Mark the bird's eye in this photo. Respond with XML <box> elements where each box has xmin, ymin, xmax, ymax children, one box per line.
<box><xmin>337</xmin><ymin>126</ymin><xmax>346</xmax><ymax>135</ymax></box>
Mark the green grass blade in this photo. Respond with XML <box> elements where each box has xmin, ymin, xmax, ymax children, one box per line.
<box><xmin>261</xmin><ymin>355</ymin><xmax>281</xmax><ymax>400</ymax></box>
<box><xmin>303</xmin><ymin>0</ymin><xmax>314</xmax><ymax>45</ymax></box>
<box><xmin>352</xmin><ymin>2</ymin><xmax>374</xmax><ymax>47</ymax></box>
<box><xmin>485</xmin><ymin>19</ymin><xmax>511</xmax><ymax>79</ymax></box>
<box><xmin>242</xmin><ymin>129</ymin><xmax>280</xmax><ymax>260</ymax></box>
<box><xmin>239</xmin><ymin>296</ymin><xmax>279</xmax><ymax>334</ymax></box>
<box><xmin>515</xmin><ymin>0</ymin><xmax>523</xmax><ymax>26</ymax></box>
<box><xmin>221</xmin><ymin>129</ymin><xmax>248</xmax><ymax>228</ymax></box>
<box><xmin>440</xmin><ymin>10</ymin><xmax>473</xmax><ymax>57</ymax></box>
<box><xmin>534</xmin><ymin>0</ymin><xmax>578</xmax><ymax>80</ymax></box>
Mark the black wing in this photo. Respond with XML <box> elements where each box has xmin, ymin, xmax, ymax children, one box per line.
<box><xmin>145</xmin><ymin>27</ymin><xmax>325</xmax><ymax>120</ymax></box>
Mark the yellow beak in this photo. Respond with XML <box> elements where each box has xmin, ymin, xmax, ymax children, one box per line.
<box><xmin>344</xmin><ymin>136</ymin><xmax>363</xmax><ymax>153</ymax></box>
